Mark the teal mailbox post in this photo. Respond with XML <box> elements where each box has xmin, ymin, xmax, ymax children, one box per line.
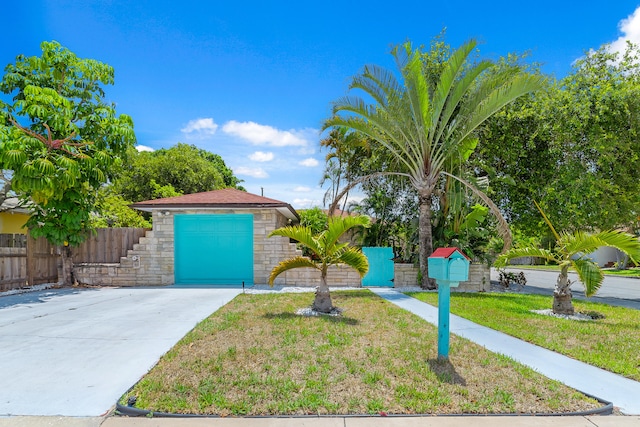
<box><xmin>427</xmin><ymin>247</ymin><xmax>470</xmax><ymax>360</ymax></box>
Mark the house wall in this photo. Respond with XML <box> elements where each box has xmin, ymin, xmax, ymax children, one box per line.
<box><xmin>0</xmin><ymin>212</ymin><xmax>29</xmax><ymax>234</ymax></box>
<box><xmin>74</xmin><ymin>208</ymin><xmax>300</xmax><ymax>287</ymax></box>
<box><xmin>74</xmin><ymin>208</ymin><xmax>491</xmax><ymax>291</ymax></box>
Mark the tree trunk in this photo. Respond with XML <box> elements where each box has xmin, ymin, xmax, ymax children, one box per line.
<box><xmin>57</xmin><ymin>245</ymin><xmax>74</xmax><ymax>286</ymax></box>
<box><xmin>552</xmin><ymin>268</ymin><xmax>574</xmax><ymax>315</ymax></box>
<box><xmin>418</xmin><ymin>191</ymin><xmax>436</xmax><ymax>289</ymax></box>
<box><xmin>313</xmin><ymin>270</ymin><xmax>333</xmax><ymax>313</ymax></box>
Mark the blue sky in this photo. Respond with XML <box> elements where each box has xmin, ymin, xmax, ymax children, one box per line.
<box><xmin>3</xmin><ymin>1</ymin><xmax>640</xmax><ymax>208</ymax></box>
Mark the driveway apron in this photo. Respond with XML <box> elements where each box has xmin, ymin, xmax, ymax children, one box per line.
<box><xmin>0</xmin><ymin>287</ymin><xmax>240</xmax><ymax>416</ymax></box>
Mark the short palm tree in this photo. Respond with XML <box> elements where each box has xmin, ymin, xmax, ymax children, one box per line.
<box><xmin>325</xmin><ymin>39</ymin><xmax>545</xmax><ymax>288</ymax></box>
<box><xmin>495</xmin><ymin>203</ymin><xmax>640</xmax><ymax>314</ymax></box>
<box><xmin>268</xmin><ymin>215</ymin><xmax>371</xmax><ymax>313</ymax></box>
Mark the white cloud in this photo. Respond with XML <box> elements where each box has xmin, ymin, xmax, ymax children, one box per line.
<box><xmin>234</xmin><ymin>166</ymin><xmax>269</xmax><ymax>179</ymax></box>
<box><xmin>222</xmin><ymin>120</ymin><xmax>308</xmax><ymax>147</ymax></box>
<box><xmin>293</xmin><ymin>186</ymin><xmax>311</xmax><ymax>192</ymax></box>
<box><xmin>135</xmin><ymin>145</ymin><xmax>154</xmax><ymax>152</ymax></box>
<box><xmin>608</xmin><ymin>6</ymin><xmax>640</xmax><ymax>55</ymax></box>
<box><xmin>292</xmin><ymin>198</ymin><xmax>318</xmax><ymax>209</ymax></box>
<box><xmin>181</xmin><ymin>118</ymin><xmax>218</xmax><ymax>136</ymax></box>
<box><xmin>299</xmin><ymin>158</ymin><xmax>319</xmax><ymax>167</ymax></box>
<box><xmin>249</xmin><ymin>151</ymin><xmax>274</xmax><ymax>162</ymax></box>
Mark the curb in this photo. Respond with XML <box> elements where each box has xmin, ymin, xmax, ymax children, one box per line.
<box><xmin>114</xmin><ymin>393</ymin><xmax>613</xmax><ymax>418</ymax></box>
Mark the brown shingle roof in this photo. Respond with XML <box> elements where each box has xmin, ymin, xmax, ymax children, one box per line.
<box><xmin>130</xmin><ymin>188</ymin><xmax>299</xmax><ymax>219</ymax></box>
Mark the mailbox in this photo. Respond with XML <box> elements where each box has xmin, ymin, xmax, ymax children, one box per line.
<box><xmin>428</xmin><ymin>247</ymin><xmax>470</xmax><ymax>285</ymax></box>
<box><xmin>428</xmin><ymin>247</ymin><xmax>471</xmax><ymax>360</ymax></box>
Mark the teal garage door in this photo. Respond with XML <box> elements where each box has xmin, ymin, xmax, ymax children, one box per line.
<box><xmin>174</xmin><ymin>214</ymin><xmax>253</xmax><ymax>286</ymax></box>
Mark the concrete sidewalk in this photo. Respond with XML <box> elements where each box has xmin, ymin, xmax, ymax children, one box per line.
<box><xmin>370</xmin><ymin>288</ymin><xmax>640</xmax><ymax>415</ymax></box>
<box><xmin>2</xmin><ymin>415</ymin><xmax>640</xmax><ymax>426</ymax></box>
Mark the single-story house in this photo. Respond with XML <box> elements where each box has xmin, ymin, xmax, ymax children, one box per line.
<box><xmin>72</xmin><ymin>188</ymin><xmax>491</xmax><ymax>290</ymax></box>
<box><xmin>73</xmin><ymin>188</ymin><xmax>365</xmax><ymax>287</ymax></box>
<box><xmin>0</xmin><ymin>197</ymin><xmax>29</xmax><ymax>234</ymax></box>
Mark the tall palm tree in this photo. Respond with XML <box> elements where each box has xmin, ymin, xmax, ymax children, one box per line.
<box><xmin>268</xmin><ymin>215</ymin><xmax>371</xmax><ymax>313</ymax></box>
<box><xmin>496</xmin><ymin>202</ymin><xmax>640</xmax><ymax>314</ymax></box>
<box><xmin>324</xmin><ymin>39</ymin><xmax>544</xmax><ymax>288</ymax></box>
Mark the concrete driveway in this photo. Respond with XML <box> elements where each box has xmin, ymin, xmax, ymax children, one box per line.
<box><xmin>0</xmin><ymin>287</ymin><xmax>240</xmax><ymax>417</ymax></box>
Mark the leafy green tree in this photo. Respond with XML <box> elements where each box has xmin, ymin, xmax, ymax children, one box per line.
<box><xmin>496</xmin><ymin>203</ymin><xmax>640</xmax><ymax>314</ymax></box>
<box><xmin>91</xmin><ymin>191</ymin><xmax>151</xmax><ymax>228</ymax></box>
<box><xmin>543</xmin><ymin>43</ymin><xmax>640</xmax><ymax>232</ymax></box>
<box><xmin>298</xmin><ymin>207</ymin><xmax>329</xmax><ymax>235</ymax></box>
<box><xmin>0</xmin><ymin>41</ymin><xmax>135</xmax><ymax>284</ymax></box>
<box><xmin>325</xmin><ymin>39</ymin><xmax>544</xmax><ymax>288</ymax></box>
<box><xmin>268</xmin><ymin>215</ymin><xmax>371</xmax><ymax>313</ymax></box>
<box><xmin>472</xmin><ymin>86</ymin><xmax>556</xmax><ymax>237</ymax></box>
<box><xmin>111</xmin><ymin>143</ymin><xmax>242</xmax><ymax>202</ymax></box>
<box><xmin>476</xmin><ymin>44</ymin><xmax>640</xmax><ymax>235</ymax></box>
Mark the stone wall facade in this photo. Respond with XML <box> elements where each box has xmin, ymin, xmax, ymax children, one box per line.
<box><xmin>392</xmin><ymin>263</ymin><xmax>490</xmax><ymax>292</ymax></box>
<box><xmin>74</xmin><ymin>208</ymin><xmax>301</xmax><ymax>287</ymax></box>
<box><xmin>74</xmin><ymin>209</ymin><xmax>490</xmax><ymax>291</ymax></box>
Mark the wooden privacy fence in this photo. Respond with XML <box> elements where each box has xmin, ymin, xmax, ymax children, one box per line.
<box><xmin>0</xmin><ymin>246</ymin><xmax>27</xmax><ymax>291</ymax></box>
<box><xmin>0</xmin><ymin>228</ymin><xmax>148</xmax><ymax>291</ymax></box>
<box><xmin>71</xmin><ymin>227</ymin><xmax>148</xmax><ymax>263</ymax></box>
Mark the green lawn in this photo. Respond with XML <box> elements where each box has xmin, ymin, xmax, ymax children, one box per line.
<box><xmin>504</xmin><ymin>265</ymin><xmax>640</xmax><ymax>278</ymax></box>
<box><xmin>121</xmin><ymin>290</ymin><xmax>600</xmax><ymax>416</ymax></box>
<box><xmin>407</xmin><ymin>291</ymin><xmax>640</xmax><ymax>381</ymax></box>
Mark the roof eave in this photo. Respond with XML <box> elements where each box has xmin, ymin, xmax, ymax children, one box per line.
<box><xmin>131</xmin><ymin>203</ymin><xmax>300</xmax><ymax>221</ymax></box>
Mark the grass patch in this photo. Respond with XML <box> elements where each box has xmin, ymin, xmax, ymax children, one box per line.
<box><xmin>504</xmin><ymin>265</ymin><xmax>640</xmax><ymax>277</ymax></box>
<box><xmin>408</xmin><ymin>292</ymin><xmax>640</xmax><ymax>381</ymax></box>
<box><xmin>122</xmin><ymin>290</ymin><xmax>600</xmax><ymax>416</ymax></box>
<box><xmin>601</xmin><ymin>267</ymin><xmax>640</xmax><ymax>277</ymax></box>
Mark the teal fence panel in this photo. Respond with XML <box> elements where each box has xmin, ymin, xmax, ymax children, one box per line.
<box><xmin>362</xmin><ymin>247</ymin><xmax>394</xmax><ymax>287</ymax></box>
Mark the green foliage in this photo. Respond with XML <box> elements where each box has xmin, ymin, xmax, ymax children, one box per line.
<box><xmin>0</xmin><ymin>41</ymin><xmax>135</xmax><ymax>246</ymax></box>
<box><xmin>110</xmin><ymin>143</ymin><xmax>242</xmax><ymax>202</ymax></box>
<box><xmin>496</xmin><ymin>204</ymin><xmax>640</xmax><ymax>297</ymax></box>
<box><xmin>91</xmin><ymin>190</ymin><xmax>151</xmax><ymax>228</ymax></box>
<box><xmin>433</xmin><ymin>203</ymin><xmax>497</xmax><ymax>264</ymax></box>
<box><xmin>298</xmin><ymin>207</ymin><xmax>328</xmax><ymax>235</ymax></box>
<box><xmin>474</xmin><ymin>43</ymin><xmax>640</xmax><ymax>235</ymax></box>
<box><xmin>324</xmin><ymin>34</ymin><xmax>543</xmax><ymax>286</ymax></box>
<box><xmin>267</xmin><ymin>215</ymin><xmax>371</xmax><ymax>285</ymax></box>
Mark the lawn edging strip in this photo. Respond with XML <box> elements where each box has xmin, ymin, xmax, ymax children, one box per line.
<box><xmin>114</xmin><ymin>396</ymin><xmax>613</xmax><ymax>418</ymax></box>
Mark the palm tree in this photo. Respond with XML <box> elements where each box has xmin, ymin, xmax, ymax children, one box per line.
<box><xmin>268</xmin><ymin>215</ymin><xmax>371</xmax><ymax>313</ymax></box>
<box><xmin>495</xmin><ymin>203</ymin><xmax>640</xmax><ymax>314</ymax></box>
<box><xmin>324</xmin><ymin>39</ymin><xmax>544</xmax><ymax>288</ymax></box>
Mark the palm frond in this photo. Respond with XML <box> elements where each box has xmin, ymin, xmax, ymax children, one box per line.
<box><xmin>328</xmin><ymin>101</ymin><xmax>423</xmax><ymax>174</ymax></box>
<box><xmin>441</xmin><ymin>172</ymin><xmax>512</xmax><ymax>252</ymax></box>
<box><xmin>534</xmin><ymin>200</ymin><xmax>561</xmax><ymax>241</ymax></box>
<box><xmin>434</xmin><ymin>60</ymin><xmax>493</xmax><ymax>146</ymax></box>
<box><xmin>337</xmin><ymin>247</ymin><xmax>369</xmax><ymax>277</ymax></box>
<box><xmin>562</xmin><ymin>230</ymin><xmax>640</xmax><ymax>263</ymax></box>
<box><xmin>455</xmin><ymin>72</ymin><xmax>545</xmax><ymax>144</ymax></box>
<box><xmin>571</xmin><ymin>258</ymin><xmax>604</xmax><ymax>297</ymax></box>
<box><xmin>495</xmin><ymin>247</ymin><xmax>557</xmax><ymax>268</ymax></box>
<box><xmin>325</xmin><ymin>215</ymin><xmax>371</xmax><ymax>249</ymax></box>
<box><xmin>591</xmin><ymin>230</ymin><xmax>640</xmax><ymax>263</ymax></box>
<box><xmin>354</xmin><ymin>64</ymin><xmax>402</xmax><ymax>107</ymax></box>
<box><xmin>268</xmin><ymin>225</ymin><xmax>323</xmax><ymax>256</ymax></box>
<box><xmin>430</xmin><ymin>40</ymin><xmax>480</xmax><ymax>144</ymax></box>
<box><xmin>397</xmin><ymin>43</ymin><xmax>430</xmax><ymax>138</ymax></box>
<box><xmin>268</xmin><ymin>256</ymin><xmax>318</xmax><ymax>285</ymax></box>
